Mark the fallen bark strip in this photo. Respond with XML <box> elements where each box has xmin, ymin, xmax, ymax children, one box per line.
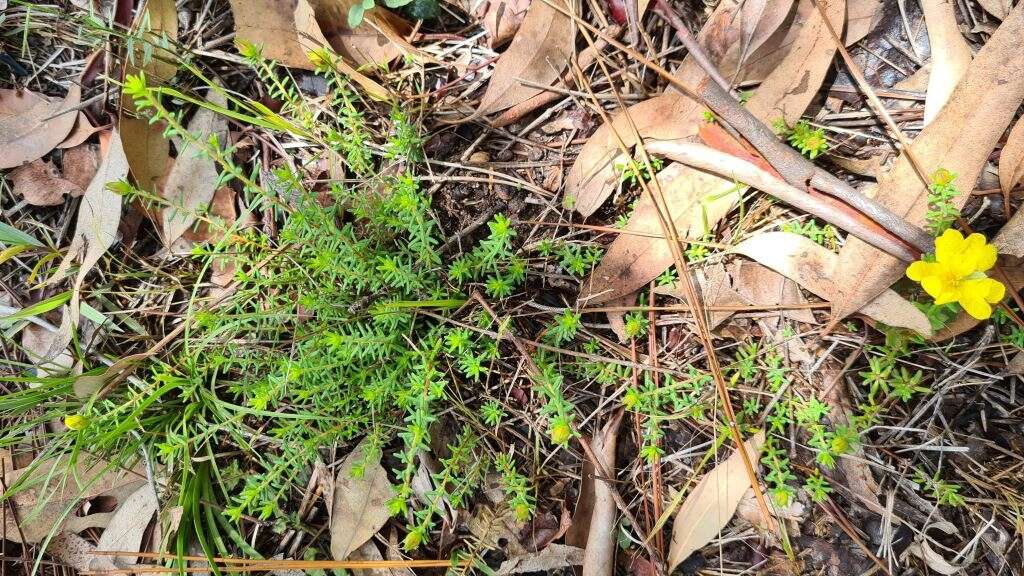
<box><xmin>643</xmin><ymin>140</ymin><xmax>918</xmax><ymax>262</ymax></box>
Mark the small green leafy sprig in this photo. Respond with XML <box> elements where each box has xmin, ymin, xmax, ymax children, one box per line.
<box><xmin>546</xmin><ymin>309</ymin><xmax>582</xmax><ymax>345</ymax></box>
<box><xmin>775</xmin><ymin>119</ymin><xmax>828</xmax><ymax>159</ymax></box>
<box><xmin>803</xmin><ymin>470</ymin><xmax>832</xmax><ymax>503</ymax></box>
<box><xmin>915</xmin><ymin>469</ymin><xmax>966</xmax><ymax>507</ymax></box>
<box><xmin>534</xmin><ymin>356</ymin><xmax>576</xmax><ymax>445</ymax></box>
<box><xmin>449</xmin><ymin>214</ymin><xmax>527</xmax><ymax>299</ymax></box>
<box><xmin>348</xmin><ymin>0</ymin><xmax>413</xmax><ymax>26</ymax></box>
<box><xmin>925</xmin><ymin>168</ymin><xmax>961</xmax><ymax>236</ymax></box>
<box><xmin>614</xmin><ymin>156</ymin><xmax>664</xmax><ymax>186</ymax></box>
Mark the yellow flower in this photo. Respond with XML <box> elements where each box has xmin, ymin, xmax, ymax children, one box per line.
<box><xmin>64</xmin><ymin>414</ymin><xmax>88</xmax><ymax>431</ymax></box>
<box><xmin>549</xmin><ymin>421</ymin><xmax>572</xmax><ymax>445</ymax></box>
<box><xmin>906</xmin><ymin>229</ymin><xmax>1005</xmax><ymax>320</ymax></box>
<box><xmin>514</xmin><ymin>502</ymin><xmax>532</xmax><ymax>522</ymax></box>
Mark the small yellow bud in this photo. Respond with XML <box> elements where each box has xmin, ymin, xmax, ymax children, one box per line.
<box><xmin>402</xmin><ymin>528</ymin><xmax>423</xmax><ymax>550</ymax></box>
<box><xmin>64</xmin><ymin>414</ymin><xmax>88</xmax><ymax>431</ymax></box>
<box><xmin>830</xmin><ymin>435</ymin><xmax>849</xmax><ymax>455</ymax></box>
<box><xmin>549</xmin><ymin>421</ymin><xmax>571</xmax><ymax>445</ymax></box>
<box><xmin>514</xmin><ymin>502</ymin><xmax>531</xmax><ymax>522</ymax></box>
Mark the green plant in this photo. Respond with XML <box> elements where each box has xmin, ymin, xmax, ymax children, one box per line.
<box><xmin>623</xmin><ymin>370</ymin><xmax>710</xmax><ymax>462</ymax></box>
<box><xmin>915</xmin><ymin>469</ymin><xmax>966</xmax><ymax>507</ymax></box>
<box><xmin>615</xmin><ymin>156</ymin><xmax>663</xmax><ymax>185</ymax></box>
<box><xmin>782</xmin><ymin>219</ymin><xmax>837</xmax><ymax>248</ymax></box>
<box><xmin>914</xmin><ymin>301</ymin><xmax>960</xmax><ymax>330</ymax></box>
<box><xmin>730</xmin><ymin>342</ymin><xmax>759</xmax><ymax>385</ymax></box>
<box><xmin>656</xmin><ymin>267</ymin><xmax>678</xmax><ymax>286</ymax></box>
<box><xmin>623</xmin><ymin>311</ymin><xmax>649</xmax><ymax>339</ymax></box>
<box><xmin>479</xmin><ymin>399</ymin><xmax>506</xmax><ymax>426</ymax></box>
<box><xmin>556</xmin><ymin>243</ymin><xmax>603</xmax><ymax>277</ymax></box>
<box><xmin>925</xmin><ymin>168</ymin><xmax>961</xmax><ymax>235</ymax></box>
<box><xmin>494</xmin><ymin>451</ymin><xmax>535</xmax><ymax>521</ymax></box>
<box><xmin>803</xmin><ymin>471</ymin><xmax>832</xmax><ymax>503</ymax></box>
<box><xmin>890</xmin><ymin>366</ymin><xmax>927</xmax><ymax>402</ymax></box>
<box><xmin>761</xmin><ymin>437</ymin><xmax>797</xmax><ymax>505</ymax></box>
<box><xmin>777</xmin><ymin>120</ymin><xmax>828</xmax><ymax>159</ymax></box>
<box><xmin>448</xmin><ymin>214</ymin><xmax>527</xmax><ymax>299</ymax></box>
<box><xmin>685</xmin><ymin>234</ymin><xmax>711</xmax><ymax>261</ymax></box>
<box><xmin>1005</xmin><ymin>325</ymin><xmax>1024</xmax><ymax>348</ymax></box>
<box><xmin>547</xmin><ymin>309</ymin><xmax>582</xmax><ymax>345</ymax></box>
<box><xmin>4</xmin><ymin>48</ymin><xmax>562</xmax><ymax>563</ymax></box>
<box><xmin>763</xmin><ymin>352</ymin><xmax>790</xmax><ymax>392</ymax></box>
<box><xmin>859</xmin><ymin>356</ymin><xmax>893</xmax><ymax>403</ymax></box>
<box><xmin>534</xmin><ymin>357</ymin><xmax>576</xmax><ymax>445</ymax></box>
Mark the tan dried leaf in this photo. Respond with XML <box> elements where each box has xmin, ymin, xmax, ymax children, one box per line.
<box><xmin>3</xmin><ymin>456</ymin><xmax>146</xmax><ymax>543</ymax></box>
<box><xmin>566</xmin><ymin>0</ymin><xmax>779</xmax><ymax>217</ymax></box>
<box><xmin>655</xmin><ymin>263</ymin><xmax>747</xmax><ymax>328</ymax></box>
<box><xmin>51</xmin><ymin>533</ymin><xmax>103</xmax><ymax>573</ymax></box>
<box><xmin>476</xmin><ymin>0</ymin><xmax>531</xmax><ymax>47</ymax></box>
<box><xmin>732</xmin><ymin>232</ymin><xmax>932</xmax><ymax>335</ymax></box>
<box><xmin>347</xmin><ymin>540</ymin><xmax>415</xmax><ymax>576</ymax></box>
<box><xmin>120</xmin><ymin>0</ymin><xmax>176</xmax><ymax>195</ymax></box>
<box><xmin>581</xmin><ymin>163</ymin><xmax>741</xmax><ymax>304</ymax></box>
<box><xmin>9</xmin><ymin>159</ymin><xmax>83</xmax><ymax>206</ymax></box>
<box><xmin>581</xmin><ymin>413</ymin><xmax>623</xmax><ymax>576</ymax></box>
<box><xmin>829</xmin><ymin>3</ymin><xmax>1024</xmax><ymax>326</ymax></box>
<box><xmin>47</xmin><ymin>129</ymin><xmax>130</xmax><ymax>324</ymax></box>
<box><xmin>921</xmin><ymin>0</ymin><xmax>972</xmax><ymax>125</ymax></box>
<box><xmin>474</xmin><ymin>0</ymin><xmax>574</xmax><ymax>116</ymax></box>
<box><xmin>999</xmin><ymin>117</ymin><xmax>1024</xmax><ymax>197</ymax></box>
<box><xmin>498</xmin><ymin>544</ymin><xmax>585</xmax><ymax>575</ymax></box>
<box><xmin>744</xmin><ymin>0</ymin><xmax>844</xmax><ymax>126</ymax></box>
<box><xmin>307</xmin><ymin>0</ymin><xmax>412</xmax><ymax>66</ymax></box>
<box><xmin>330</xmin><ymin>439</ymin><xmax>393</xmax><ymax>560</ymax></box>
<box><xmin>1009</xmin><ymin>351</ymin><xmax>1024</xmax><ymax>375</ymax></box>
<box><xmin>161</xmin><ymin>89</ymin><xmax>229</xmax><ymax>244</ymax></box>
<box><xmin>729</xmin><ymin>260</ymin><xmax>816</xmax><ymax>324</ymax></box>
<box><xmin>226</xmin><ymin>0</ymin><xmax>390</xmax><ymax>98</ymax></box>
<box><xmin>21</xmin><ymin>308</ymin><xmax>74</xmax><ymax>377</ymax></box>
<box><xmin>844</xmin><ymin>0</ymin><xmax>884</xmax><ymax>45</ymax></box>
<box><xmin>667</xmin><ymin>431</ymin><xmax>765</xmax><ymax>572</ymax></box>
<box><xmin>58</xmin><ymin>113</ymin><xmax>103</xmax><ymax>149</ymax></box>
<box><xmin>0</xmin><ymin>84</ymin><xmax>82</xmax><ymax>170</ymax></box>
<box><xmin>977</xmin><ymin>0</ymin><xmax>1012</xmax><ymax>20</ymax></box>
<box><xmin>579</xmin><ymin>1</ymin><xmax>834</xmax><ymax>306</ymax></box>
<box><xmin>94</xmin><ymin>484</ymin><xmax>159</xmax><ymax>568</ymax></box>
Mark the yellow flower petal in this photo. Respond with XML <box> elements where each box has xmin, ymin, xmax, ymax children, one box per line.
<box><xmin>964</xmin><ymin>233</ymin><xmax>987</xmax><ymax>250</ymax></box>
<box><xmin>974</xmin><ymin>243</ymin><xmax>998</xmax><ymax>271</ymax></box>
<box><xmin>920</xmin><ymin>275</ymin><xmax>946</xmax><ymax>299</ymax></box>
<box><xmin>960</xmin><ymin>295</ymin><xmax>992</xmax><ymax>320</ymax></box>
<box><xmin>906</xmin><ymin>261</ymin><xmax>936</xmax><ymax>281</ymax></box>
<box><xmin>934</xmin><ymin>229</ymin><xmax>964</xmax><ymax>263</ymax></box>
<box><xmin>983</xmin><ymin>278</ymin><xmax>1006</xmax><ymax>303</ymax></box>
<box><xmin>64</xmin><ymin>414</ymin><xmax>87</xmax><ymax>431</ymax></box>
<box><xmin>961</xmin><ymin>278</ymin><xmax>992</xmax><ymax>301</ymax></box>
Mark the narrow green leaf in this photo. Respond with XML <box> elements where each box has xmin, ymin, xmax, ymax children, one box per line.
<box><xmin>0</xmin><ymin>292</ymin><xmax>72</xmax><ymax>325</ymax></box>
<box><xmin>0</xmin><ymin>223</ymin><xmax>44</xmax><ymax>248</ymax></box>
